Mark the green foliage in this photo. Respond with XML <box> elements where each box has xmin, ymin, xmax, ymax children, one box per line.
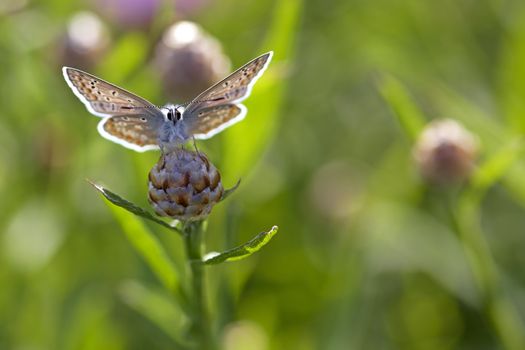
<box><xmin>92</xmin><ymin>181</ymin><xmax>278</xmax><ymax>266</ymax></box>
<box><xmin>91</xmin><ymin>179</ymin><xmax>278</xmax><ymax>346</ymax></box>
<box><xmin>379</xmin><ymin>74</ymin><xmax>426</xmax><ymax>141</ymax></box>
<box><xmin>119</xmin><ymin>280</ymin><xmax>190</xmax><ymax>345</ymax></box>
<box><xmin>91</xmin><ymin>181</ymin><xmax>183</xmax><ymax>235</ymax></box>
<box><xmin>203</xmin><ymin>226</ymin><xmax>278</xmax><ymax>265</ymax></box>
<box><xmin>380</xmin><ymin>74</ymin><xmax>525</xmax><ymax>350</ymax></box>
<box><xmin>2</xmin><ymin>0</ymin><xmax>525</xmax><ymax>349</ymax></box>
<box><xmin>221</xmin><ymin>0</ymin><xmax>302</xmax><ymax>181</ymax></box>
<box><xmin>97</xmin><ymin>185</ymin><xmax>180</xmax><ymax>292</ymax></box>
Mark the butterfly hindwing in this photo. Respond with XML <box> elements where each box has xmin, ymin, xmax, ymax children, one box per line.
<box><xmin>185</xmin><ymin>104</ymin><xmax>247</xmax><ymax>139</ymax></box>
<box><xmin>97</xmin><ymin>115</ymin><xmax>162</xmax><ymax>152</ymax></box>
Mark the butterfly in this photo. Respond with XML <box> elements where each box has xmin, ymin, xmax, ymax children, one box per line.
<box><xmin>62</xmin><ymin>51</ymin><xmax>273</xmax><ymax>152</ymax></box>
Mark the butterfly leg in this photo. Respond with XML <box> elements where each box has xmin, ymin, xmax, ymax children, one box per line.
<box><xmin>192</xmin><ymin>136</ymin><xmax>202</xmax><ymax>156</ymax></box>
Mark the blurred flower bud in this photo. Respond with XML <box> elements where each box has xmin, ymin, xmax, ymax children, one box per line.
<box><xmin>31</xmin><ymin>123</ymin><xmax>70</xmax><ymax>177</ymax></box>
<box><xmin>153</xmin><ymin>21</ymin><xmax>230</xmax><ymax>102</ymax></box>
<box><xmin>148</xmin><ymin>149</ymin><xmax>224</xmax><ymax>221</ymax></box>
<box><xmin>57</xmin><ymin>11</ymin><xmax>110</xmax><ymax>70</ymax></box>
<box><xmin>0</xmin><ymin>0</ymin><xmax>28</xmax><ymax>16</ymax></box>
<box><xmin>414</xmin><ymin>119</ymin><xmax>478</xmax><ymax>184</ymax></box>
<box><xmin>94</xmin><ymin>0</ymin><xmax>160</xmax><ymax>29</ymax></box>
<box><xmin>175</xmin><ymin>0</ymin><xmax>210</xmax><ymax>16</ymax></box>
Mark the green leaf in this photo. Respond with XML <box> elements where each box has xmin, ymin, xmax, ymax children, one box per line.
<box><xmin>119</xmin><ymin>280</ymin><xmax>190</xmax><ymax>346</ymax></box>
<box><xmin>89</xmin><ymin>181</ymin><xmax>182</xmax><ymax>235</ymax></box>
<box><xmin>361</xmin><ymin>202</ymin><xmax>478</xmax><ymax>304</ymax></box>
<box><xmin>503</xmin><ymin>161</ymin><xmax>525</xmax><ymax>206</ymax></box>
<box><xmin>202</xmin><ymin>226</ymin><xmax>279</xmax><ymax>265</ymax></box>
<box><xmin>498</xmin><ymin>10</ymin><xmax>525</xmax><ymax>132</ymax></box>
<box><xmin>378</xmin><ymin>74</ymin><xmax>426</xmax><ymax>141</ymax></box>
<box><xmin>469</xmin><ymin>139</ymin><xmax>525</xmax><ymax>195</ymax></box>
<box><xmin>97</xmin><ymin>33</ymin><xmax>149</xmax><ymax>82</ymax></box>
<box><xmin>221</xmin><ymin>179</ymin><xmax>241</xmax><ymax>201</ymax></box>
<box><xmin>91</xmin><ymin>182</ymin><xmax>180</xmax><ymax>291</ymax></box>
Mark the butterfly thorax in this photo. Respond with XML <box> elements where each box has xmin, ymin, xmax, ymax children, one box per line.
<box><xmin>158</xmin><ymin>104</ymin><xmax>189</xmax><ymax>151</ymax></box>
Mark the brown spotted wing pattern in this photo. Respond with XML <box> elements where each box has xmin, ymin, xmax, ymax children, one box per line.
<box><xmin>98</xmin><ymin>115</ymin><xmax>160</xmax><ymax>151</ymax></box>
<box><xmin>183</xmin><ymin>51</ymin><xmax>273</xmax><ymax>139</ymax></box>
<box><xmin>185</xmin><ymin>52</ymin><xmax>272</xmax><ymax>114</ymax></box>
<box><xmin>63</xmin><ymin>67</ymin><xmax>164</xmax><ymax>151</ymax></box>
<box><xmin>187</xmin><ymin>104</ymin><xmax>246</xmax><ymax>139</ymax></box>
<box><xmin>63</xmin><ymin>67</ymin><xmax>161</xmax><ymax>117</ymax></box>
<box><xmin>63</xmin><ymin>52</ymin><xmax>273</xmax><ymax>150</ymax></box>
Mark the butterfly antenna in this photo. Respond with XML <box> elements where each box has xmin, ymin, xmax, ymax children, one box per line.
<box><xmin>179</xmin><ymin>96</ymin><xmax>223</xmax><ymax>108</ymax></box>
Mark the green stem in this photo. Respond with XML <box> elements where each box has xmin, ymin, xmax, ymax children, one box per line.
<box><xmin>183</xmin><ymin>221</ymin><xmax>215</xmax><ymax>350</ymax></box>
<box><xmin>457</xmin><ymin>193</ymin><xmax>525</xmax><ymax>350</ymax></box>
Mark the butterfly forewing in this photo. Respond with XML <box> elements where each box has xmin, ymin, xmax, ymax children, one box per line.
<box><xmin>187</xmin><ymin>104</ymin><xmax>247</xmax><ymax>139</ymax></box>
<box><xmin>63</xmin><ymin>67</ymin><xmax>163</xmax><ymax>118</ymax></box>
<box><xmin>184</xmin><ymin>52</ymin><xmax>273</xmax><ymax>114</ymax></box>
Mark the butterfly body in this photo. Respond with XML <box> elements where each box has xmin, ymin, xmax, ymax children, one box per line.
<box><xmin>63</xmin><ymin>51</ymin><xmax>273</xmax><ymax>152</ymax></box>
<box><xmin>158</xmin><ymin>104</ymin><xmax>190</xmax><ymax>151</ymax></box>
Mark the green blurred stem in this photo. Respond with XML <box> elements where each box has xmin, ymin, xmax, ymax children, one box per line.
<box><xmin>457</xmin><ymin>193</ymin><xmax>525</xmax><ymax>350</ymax></box>
<box><xmin>183</xmin><ymin>221</ymin><xmax>215</xmax><ymax>350</ymax></box>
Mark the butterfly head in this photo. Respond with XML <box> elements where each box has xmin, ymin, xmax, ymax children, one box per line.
<box><xmin>164</xmin><ymin>104</ymin><xmax>185</xmax><ymax>125</ymax></box>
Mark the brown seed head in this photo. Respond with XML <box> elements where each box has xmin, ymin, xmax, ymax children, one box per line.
<box><xmin>414</xmin><ymin>119</ymin><xmax>478</xmax><ymax>184</ymax></box>
<box><xmin>148</xmin><ymin>148</ymin><xmax>224</xmax><ymax>221</ymax></box>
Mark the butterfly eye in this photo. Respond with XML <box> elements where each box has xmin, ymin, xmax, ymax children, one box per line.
<box><xmin>167</xmin><ymin>110</ymin><xmax>173</xmax><ymax>121</ymax></box>
<box><xmin>176</xmin><ymin>110</ymin><xmax>182</xmax><ymax>121</ymax></box>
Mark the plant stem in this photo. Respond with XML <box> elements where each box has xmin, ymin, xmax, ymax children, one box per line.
<box><xmin>183</xmin><ymin>220</ymin><xmax>215</xmax><ymax>350</ymax></box>
<box><xmin>457</xmin><ymin>193</ymin><xmax>525</xmax><ymax>350</ymax></box>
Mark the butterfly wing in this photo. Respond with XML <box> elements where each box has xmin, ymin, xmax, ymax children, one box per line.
<box><xmin>63</xmin><ymin>67</ymin><xmax>164</xmax><ymax>118</ymax></box>
<box><xmin>63</xmin><ymin>67</ymin><xmax>165</xmax><ymax>151</ymax></box>
<box><xmin>185</xmin><ymin>104</ymin><xmax>247</xmax><ymax>139</ymax></box>
<box><xmin>182</xmin><ymin>51</ymin><xmax>272</xmax><ymax>139</ymax></box>
<box><xmin>97</xmin><ymin>115</ymin><xmax>161</xmax><ymax>152</ymax></box>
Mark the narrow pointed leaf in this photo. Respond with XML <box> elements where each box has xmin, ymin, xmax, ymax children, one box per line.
<box><xmin>469</xmin><ymin>139</ymin><xmax>524</xmax><ymax>194</ymax></box>
<box><xmin>221</xmin><ymin>179</ymin><xmax>241</xmax><ymax>201</ymax></box>
<box><xmin>89</xmin><ymin>181</ymin><xmax>182</xmax><ymax>235</ymax></box>
<box><xmin>90</xmin><ymin>182</ymin><xmax>180</xmax><ymax>291</ymax></box>
<box><xmin>203</xmin><ymin>226</ymin><xmax>279</xmax><ymax>265</ymax></box>
<box><xmin>379</xmin><ymin>74</ymin><xmax>426</xmax><ymax>141</ymax></box>
<box><xmin>106</xmin><ymin>200</ymin><xmax>179</xmax><ymax>292</ymax></box>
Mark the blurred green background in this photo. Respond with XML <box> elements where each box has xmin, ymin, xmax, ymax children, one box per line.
<box><xmin>2</xmin><ymin>0</ymin><xmax>525</xmax><ymax>349</ymax></box>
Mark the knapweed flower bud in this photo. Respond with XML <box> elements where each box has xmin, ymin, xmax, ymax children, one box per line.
<box><xmin>153</xmin><ymin>21</ymin><xmax>230</xmax><ymax>102</ymax></box>
<box><xmin>57</xmin><ymin>11</ymin><xmax>110</xmax><ymax>70</ymax></box>
<box><xmin>93</xmin><ymin>0</ymin><xmax>160</xmax><ymax>29</ymax></box>
<box><xmin>148</xmin><ymin>149</ymin><xmax>224</xmax><ymax>221</ymax></box>
<box><xmin>413</xmin><ymin>119</ymin><xmax>478</xmax><ymax>184</ymax></box>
